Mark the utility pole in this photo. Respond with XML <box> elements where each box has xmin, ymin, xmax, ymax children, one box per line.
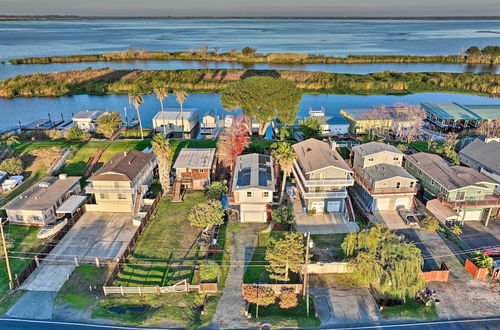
<box><xmin>304</xmin><ymin>232</ymin><xmax>311</xmax><ymax>317</ymax></box>
<box><xmin>0</xmin><ymin>220</ymin><xmax>14</xmax><ymax>290</ymax></box>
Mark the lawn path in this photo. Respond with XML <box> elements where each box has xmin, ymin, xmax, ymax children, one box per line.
<box><xmin>209</xmin><ymin>225</ymin><xmax>259</xmax><ymax>329</ymax></box>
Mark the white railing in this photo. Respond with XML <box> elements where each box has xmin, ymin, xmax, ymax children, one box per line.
<box><xmin>303</xmin><ymin>190</ymin><xmax>348</xmax><ymax>199</ymax></box>
<box><xmin>85</xmin><ymin>186</ymin><xmax>135</xmax><ymax>194</ymax></box>
<box><xmin>293</xmin><ymin>162</ymin><xmax>354</xmax><ymax>187</ymax></box>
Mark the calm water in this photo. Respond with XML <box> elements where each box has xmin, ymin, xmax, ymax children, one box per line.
<box><xmin>0</xmin><ymin>61</ymin><xmax>498</xmax><ymax>80</ymax></box>
<box><xmin>0</xmin><ymin>92</ymin><xmax>497</xmax><ymax>131</ymax></box>
<box><xmin>1</xmin><ymin>19</ymin><xmax>499</xmax><ymax>62</ymax></box>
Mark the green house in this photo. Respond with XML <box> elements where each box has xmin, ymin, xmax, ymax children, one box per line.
<box><xmin>404</xmin><ymin>152</ymin><xmax>500</xmax><ymax>226</ymax></box>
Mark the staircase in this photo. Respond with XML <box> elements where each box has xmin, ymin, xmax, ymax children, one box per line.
<box><xmin>172</xmin><ymin>179</ymin><xmax>183</xmax><ymax>202</ymax></box>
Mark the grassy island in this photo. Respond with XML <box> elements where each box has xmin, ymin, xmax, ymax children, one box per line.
<box><xmin>7</xmin><ymin>46</ymin><xmax>500</xmax><ymax>65</ymax></box>
<box><xmin>0</xmin><ymin>68</ymin><xmax>498</xmax><ymax>98</ymax></box>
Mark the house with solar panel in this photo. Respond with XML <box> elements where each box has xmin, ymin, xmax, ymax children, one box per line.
<box><xmin>229</xmin><ymin>154</ymin><xmax>275</xmax><ymax>223</ymax></box>
<box><xmin>421</xmin><ymin>103</ymin><xmax>500</xmax><ymax>132</ymax></box>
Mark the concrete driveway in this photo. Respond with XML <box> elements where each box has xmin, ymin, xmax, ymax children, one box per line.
<box><xmin>460</xmin><ymin>220</ymin><xmax>500</xmax><ymax>250</ymax></box>
<box><xmin>20</xmin><ymin>212</ymin><xmax>136</xmax><ymax>292</ymax></box>
<box><xmin>373</xmin><ymin>210</ymin><xmax>409</xmax><ymax>230</ymax></box>
<box><xmin>295</xmin><ymin>212</ymin><xmax>358</xmax><ymax>234</ymax></box>
<box><xmin>311</xmin><ymin>287</ymin><xmax>380</xmax><ymax>327</ymax></box>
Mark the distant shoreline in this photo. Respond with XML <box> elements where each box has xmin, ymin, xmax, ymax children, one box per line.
<box><xmin>1</xmin><ymin>15</ymin><xmax>500</xmax><ymax>21</ymax></box>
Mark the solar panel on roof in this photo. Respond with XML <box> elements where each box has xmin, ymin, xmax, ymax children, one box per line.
<box><xmin>237</xmin><ymin>168</ymin><xmax>251</xmax><ymax>186</ymax></box>
<box><xmin>258</xmin><ymin>169</ymin><xmax>268</xmax><ymax>186</ymax></box>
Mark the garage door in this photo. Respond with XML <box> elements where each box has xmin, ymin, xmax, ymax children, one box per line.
<box><xmin>395</xmin><ymin>197</ymin><xmax>411</xmax><ymax>210</ymax></box>
<box><xmin>463</xmin><ymin>210</ymin><xmax>482</xmax><ymax>221</ymax></box>
<box><xmin>311</xmin><ymin>202</ymin><xmax>324</xmax><ymax>212</ymax></box>
<box><xmin>242</xmin><ymin>211</ymin><xmax>266</xmax><ymax>223</ymax></box>
<box><xmin>327</xmin><ymin>201</ymin><xmax>340</xmax><ymax>212</ymax></box>
<box><xmin>375</xmin><ymin>198</ymin><xmax>391</xmax><ymax>210</ymax></box>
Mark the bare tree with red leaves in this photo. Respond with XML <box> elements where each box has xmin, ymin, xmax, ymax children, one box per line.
<box><xmin>216</xmin><ymin>115</ymin><xmax>251</xmax><ymax>177</ymax></box>
<box><xmin>391</xmin><ymin>103</ymin><xmax>427</xmax><ymax>143</ymax></box>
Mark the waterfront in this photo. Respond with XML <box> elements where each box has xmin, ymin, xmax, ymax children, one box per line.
<box><xmin>0</xmin><ymin>92</ymin><xmax>497</xmax><ymax>131</ymax></box>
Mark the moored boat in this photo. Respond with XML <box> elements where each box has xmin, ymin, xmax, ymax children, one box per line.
<box><xmin>37</xmin><ymin>217</ymin><xmax>68</xmax><ymax>239</ymax></box>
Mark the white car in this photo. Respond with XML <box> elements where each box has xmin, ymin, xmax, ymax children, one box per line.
<box><xmin>2</xmin><ymin>175</ymin><xmax>24</xmax><ymax>190</ymax></box>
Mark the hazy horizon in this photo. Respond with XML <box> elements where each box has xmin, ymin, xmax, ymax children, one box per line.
<box><xmin>1</xmin><ymin>0</ymin><xmax>500</xmax><ymax>17</ymax></box>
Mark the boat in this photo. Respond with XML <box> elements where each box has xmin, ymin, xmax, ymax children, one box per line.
<box><xmin>2</xmin><ymin>175</ymin><xmax>24</xmax><ymax>190</ymax></box>
<box><xmin>37</xmin><ymin>217</ymin><xmax>68</xmax><ymax>239</ymax></box>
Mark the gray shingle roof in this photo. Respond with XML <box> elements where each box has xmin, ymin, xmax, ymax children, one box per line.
<box><xmin>293</xmin><ymin>138</ymin><xmax>351</xmax><ymax>173</ymax></box>
<box><xmin>89</xmin><ymin>150</ymin><xmax>154</xmax><ymax>182</ymax></box>
<box><xmin>364</xmin><ymin>163</ymin><xmax>415</xmax><ymax>182</ymax></box>
<box><xmin>459</xmin><ymin>137</ymin><xmax>500</xmax><ymax>175</ymax></box>
<box><xmin>352</xmin><ymin>142</ymin><xmax>403</xmax><ymax>157</ymax></box>
<box><xmin>173</xmin><ymin>148</ymin><xmax>216</xmax><ymax>169</ymax></box>
<box><xmin>405</xmin><ymin>152</ymin><xmax>495</xmax><ymax>190</ymax></box>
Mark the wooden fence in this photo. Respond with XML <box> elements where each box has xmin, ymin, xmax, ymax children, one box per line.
<box><xmin>104</xmin><ymin>192</ymin><xmax>162</xmax><ymax>286</ymax></box>
<box><xmin>305</xmin><ymin>262</ymin><xmax>352</xmax><ymax>274</ymax></box>
<box><xmin>464</xmin><ymin>259</ymin><xmax>488</xmax><ymax>280</ymax></box>
<box><xmin>103</xmin><ymin>280</ymin><xmax>218</xmax><ymax>296</ymax></box>
<box><xmin>419</xmin><ymin>262</ymin><xmax>449</xmax><ymax>282</ymax></box>
<box><xmin>13</xmin><ymin>206</ymin><xmax>86</xmax><ymax>288</ymax></box>
<box><xmin>242</xmin><ymin>283</ymin><xmax>303</xmax><ymax>295</ymax></box>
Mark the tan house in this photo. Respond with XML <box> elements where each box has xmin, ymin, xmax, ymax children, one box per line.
<box><xmin>173</xmin><ymin>148</ymin><xmax>216</xmax><ymax>191</ymax></box>
<box><xmin>352</xmin><ymin>142</ymin><xmax>417</xmax><ymax>211</ymax></box>
<box><xmin>292</xmin><ymin>138</ymin><xmax>354</xmax><ymax>214</ymax></box>
<box><xmin>2</xmin><ymin>174</ymin><xmax>81</xmax><ymax>226</ymax></box>
<box><xmin>229</xmin><ymin>154</ymin><xmax>275</xmax><ymax>223</ymax></box>
<box><xmin>151</xmin><ymin>109</ymin><xmax>199</xmax><ymax>139</ymax></box>
<box><xmin>86</xmin><ymin>150</ymin><xmax>157</xmax><ymax>214</ymax></box>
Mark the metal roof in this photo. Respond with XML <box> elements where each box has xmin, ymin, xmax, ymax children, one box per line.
<box><xmin>173</xmin><ymin>148</ymin><xmax>216</xmax><ymax>169</ymax></box>
<box><xmin>56</xmin><ymin>195</ymin><xmax>88</xmax><ymax>214</ymax></box>
<box><xmin>72</xmin><ymin>110</ymin><xmax>101</xmax><ymax>120</ymax></box>
<box><xmin>421</xmin><ymin>103</ymin><xmax>500</xmax><ymax>121</ymax></box>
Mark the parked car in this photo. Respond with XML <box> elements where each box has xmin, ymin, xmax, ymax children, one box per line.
<box><xmin>2</xmin><ymin>175</ymin><xmax>24</xmax><ymax>190</ymax></box>
<box><xmin>398</xmin><ymin>208</ymin><xmax>420</xmax><ymax>228</ymax></box>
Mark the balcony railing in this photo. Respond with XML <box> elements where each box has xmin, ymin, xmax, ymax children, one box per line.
<box><xmin>85</xmin><ymin>186</ymin><xmax>135</xmax><ymax>194</ymax></box>
<box><xmin>302</xmin><ymin>190</ymin><xmax>348</xmax><ymax>199</ymax></box>
<box><xmin>354</xmin><ymin>172</ymin><xmax>418</xmax><ymax>195</ymax></box>
<box><xmin>293</xmin><ymin>162</ymin><xmax>354</xmax><ymax>187</ymax></box>
<box><xmin>438</xmin><ymin>193</ymin><xmax>500</xmax><ymax>208</ymax></box>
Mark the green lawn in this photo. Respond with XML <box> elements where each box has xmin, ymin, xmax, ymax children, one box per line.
<box><xmin>114</xmin><ymin>192</ymin><xmax>207</xmax><ymax>287</ymax></box>
<box><xmin>56</xmin><ymin>265</ymin><xmax>106</xmax><ymax>311</ymax></box>
<box><xmin>0</xmin><ymin>225</ymin><xmax>46</xmax><ymax>296</ymax></box>
<box><xmin>11</xmin><ymin>140</ymin><xmax>80</xmax><ymax>154</ymax></box>
<box><xmin>310</xmin><ymin>234</ymin><xmax>347</xmax><ymax>248</ymax></box>
<box><xmin>381</xmin><ymin>299</ymin><xmax>438</xmax><ymax>321</ymax></box>
<box><xmin>248</xmin><ymin>298</ymin><xmax>320</xmax><ymax>328</ymax></box>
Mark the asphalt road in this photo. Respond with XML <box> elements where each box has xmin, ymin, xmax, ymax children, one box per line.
<box><xmin>1</xmin><ymin>317</ymin><xmax>500</xmax><ymax>330</ymax></box>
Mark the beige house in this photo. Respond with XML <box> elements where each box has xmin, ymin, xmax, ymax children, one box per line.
<box><xmin>352</xmin><ymin>142</ymin><xmax>417</xmax><ymax>212</ymax></box>
<box><xmin>229</xmin><ymin>154</ymin><xmax>275</xmax><ymax>223</ymax></box>
<box><xmin>292</xmin><ymin>138</ymin><xmax>354</xmax><ymax>214</ymax></box>
<box><xmin>86</xmin><ymin>150</ymin><xmax>157</xmax><ymax>214</ymax></box>
<box><xmin>152</xmin><ymin>109</ymin><xmax>199</xmax><ymax>139</ymax></box>
<box><xmin>2</xmin><ymin>174</ymin><xmax>81</xmax><ymax>226</ymax></box>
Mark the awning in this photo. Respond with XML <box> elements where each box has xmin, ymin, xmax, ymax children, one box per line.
<box><xmin>426</xmin><ymin>199</ymin><xmax>459</xmax><ymax>223</ymax></box>
<box><xmin>56</xmin><ymin>195</ymin><xmax>88</xmax><ymax>214</ymax></box>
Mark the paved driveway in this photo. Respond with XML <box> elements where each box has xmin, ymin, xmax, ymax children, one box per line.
<box><xmin>311</xmin><ymin>287</ymin><xmax>380</xmax><ymax>327</ymax></box>
<box><xmin>20</xmin><ymin>212</ymin><xmax>136</xmax><ymax>292</ymax></box>
<box><xmin>460</xmin><ymin>220</ymin><xmax>500</xmax><ymax>250</ymax></box>
<box><xmin>373</xmin><ymin>210</ymin><xmax>409</xmax><ymax>230</ymax></box>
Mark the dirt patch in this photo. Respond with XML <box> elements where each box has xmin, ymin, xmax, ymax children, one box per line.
<box><xmin>22</xmin><ymin>147</ymin><xmax>62</xmax><ymax>172</ymax></box>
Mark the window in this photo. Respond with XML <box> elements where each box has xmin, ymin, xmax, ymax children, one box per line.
<box><xmin>393</xmin><ymin>157</ymin><xmax>399</xmax><ymax>161</ymax></box>
<box><xmin>16</xmin><ymin>215</ymin><xmax>23</xmax><ymax>221</ymax></box>
<box><xmin>247</xmin><ymin>192</ymin><xmax>252</xmax><ymax>198</ymax></box>
<box><xmin>430</xmin><ymin>179</ymin><xmax>435</xmax><ymax>185</ymax></box>
<box><xmin>100</xmin><ymin>193</ymin><xmax>108</xmax><ymax>199</ymax></box>
<box><xmin>263</xmin><ymin>192</ymin><xmax>269</xmax><ymax>198</ymax></box>
<box><xmin>199</xmin><ymin>169</ymin><xmax>205</xmax><ymax>173</ymax></box>
<box><xmin>368</xmin><ymin>158</ymin><xmax>374</xmax><ymax>162</ymax></box>
<box><xmin>456</xmin><ymin>191</ymin><xmax>466</xmax><ymax>201</ymax></box>
<box><xmin>396</xmin><ymin>182</ymin><xmax>401</xmax><ymax>189</ymax></box>
<box><xmin>410</xmin><ymin>181</ymin><xmax>415</xmax><ymax>188</ymax></box>
<box><xmin>118</xmin><ymin>194</ymin><xmax>127</xmax><ymax>200</ymax></box>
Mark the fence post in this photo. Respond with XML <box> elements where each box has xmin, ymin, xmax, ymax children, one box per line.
<box><xmin>35</xmin><ymin>256</ymin><xmax>40</xmax><ymax>267</ymax></box>
<box><xmin>103</xmin><ymin>286</ymin><xmax>107</xmax><ymax>296</ymax></box>
<box><xmin>15</xmin><ymin>274</ymin><xmax>19</xmax><ymax>287</ymax></box>
<box><xmin>120</xmin><ymin>285</ymin><xmax>124</xmax><ymax>296</ymax></box>
<box><xmin>95</xmin><ymin>256</ymin><xmax>100</xmax><ymax>268</ymax></box>
<box><xmin>138</xmin><ymin>286</ymin><xmax>142</xmax><ymax>296</ymax></box>
<box><xmin>185</xmin><ymin>279</ymin><xmax>189</xmax><ymax>292</ymax></box>
<box><xmin>74</xmin><ymin>256</ymin><xmax>79</xmax><ymax>267</ymax></box>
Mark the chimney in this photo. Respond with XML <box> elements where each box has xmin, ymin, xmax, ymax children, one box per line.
<box><xmin>59</xmin><ymin>173</ymin><xmax>68</xmax><ymax>180</ymax></box>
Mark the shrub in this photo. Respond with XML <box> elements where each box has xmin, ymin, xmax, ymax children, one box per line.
<box><xmin>206</xmin><ymin>181</ymin><xmax>228</xmax><ymax>200</ymax></box>
<box><xmin>306</xmin><ymin>209</ymin><xmax>316</xmax><ymax>216</ymax></box>
<box><xmin>470</xmin><ymin>251</ymin><xmax>493</xmax><ymax>269</ymax></box>
<box><xmin>65</xmin><ymin>126</ymin><xmax>90</xmax><ymax>141</ymax></box>
<box><xmin>0</xmin><ymin>157</ymin><xmax>24</xmax><ymax>175</ymax></box>
<box><xmin>46</xmin><ymin>129</ymin><xmax>62</xmax><ymax>139</ymax></box>
<box><xmin>272</xmin><ymin>205</ymin><xmax>295</xmax><ymax>226</ymax></box>
<box><xmin>199</xmin><ymin>260</ymin><xmax>221</xmax><ymax>282</ymax></box>
<box><xmin>278</xmin><ymin>289</ymin><xmax>298</xmax><ymax>309</ymax></box>
<box><xmin>450</xmin><ymin>225</ymin><xmax>462</xmax><ymax>236</ymax></box>
<box><xmin>241</xmin><ymin>46</ymin><xmax>257</xmax><ymax>56</ymax></box>
<box><xmin>420</xmin><ymin>216</ymin><xmax>440</xmax><ymax>231</ymax></box>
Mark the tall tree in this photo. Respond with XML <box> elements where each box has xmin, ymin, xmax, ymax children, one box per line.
<box><xmin>271</xmin><ymin>142</ymin><xmax>295</xmax><ymax>204</ymax></box>
<box><xmin>129</xmin><ymin>93</ymin><xmax>145</xmax><ymax>140</ymax></box>
<box><xmin>265</xmin><ymin>232</ymin><xmax>308</xmax><ymax>282</ymax></box>
<box><xmin>221</xmin><ymin>76</ymin><xmax>301</xmax><ymax>136</ymax></box>
<box><xmin>477</xmin><ymin>119</ymin><xmax>500</xmax><ymax>138</ymax></box>
<box><xmin>0</xmin><ymin>134</ymin><xmax>19</xmax><ymax>147</ymax></box>
<box><xmin>173</xmin><ymin>90</ymin><xmax>188</xmax><ymax>139</ymax></box>
<box><xmin>391</xmin><ymin>103</ymin><xmax>427</xmax><ymax>143</ymax></box>
<box><xmin>154</xmin><ymin>87</ymin><xmax>169</xmax><ymax>136</ymax></box>
<box><xmin>151</xmin><ymin>134</ymin><xmax>171</xmax><ymax>195</ymax></box>
<box><xmin>187</xmin><ymin>200</ymin><xmax>225</xmax><ymax>233</ymax></box>
<box><xmin>96</xmin><ymin>111</ymin><xmax>122</xmax><ymax>139</ymax></box>
<box><xmin>298</xmin><ymin>117</ymin><xmax>323</xmax><ymax>139</ymax></box>
<box><xmin>216</xmin><ymin>115</ymin><xmax>250</xmax><ymax>170</ymax></box>
<box><xmin>342</xmin><ymin>224</ymin><xmax>424</xmax><ymax>299</ymax></box>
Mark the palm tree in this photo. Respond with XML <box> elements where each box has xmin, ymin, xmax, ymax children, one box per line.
<box><xmin>151</xmin><ymin>134</ymin><xmax>172</xmax><ymax>195</ymax></box>
<box><xmin>174</xmin><ymin>90</ymin><xmax>188</xmax><ymax>139</ymax></box>
<box><xmin>129</xmin><ymin>93</ymin><xmax>144</xmax><ymax>140</ymax></box>
<box><xmin>154</xmin><ymin>87</ymin><xmax>169</xmax><ymax>136</ymax></box>
<box><xmin>271</xmin><ymin>142</ymin><xmax>295</xmax><ymax>204</ymax></box>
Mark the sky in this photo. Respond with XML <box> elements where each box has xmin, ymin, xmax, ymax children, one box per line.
<box><xmin>0</xmin><ymin>0</ymin><xmax>499</xmax><ymax>16</ymax></box>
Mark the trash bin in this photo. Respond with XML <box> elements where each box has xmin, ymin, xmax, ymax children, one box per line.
<box><xmin>433</xmin><ymin>299</ymin><xmax>440</xmax><ymax>307</ymax></box>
